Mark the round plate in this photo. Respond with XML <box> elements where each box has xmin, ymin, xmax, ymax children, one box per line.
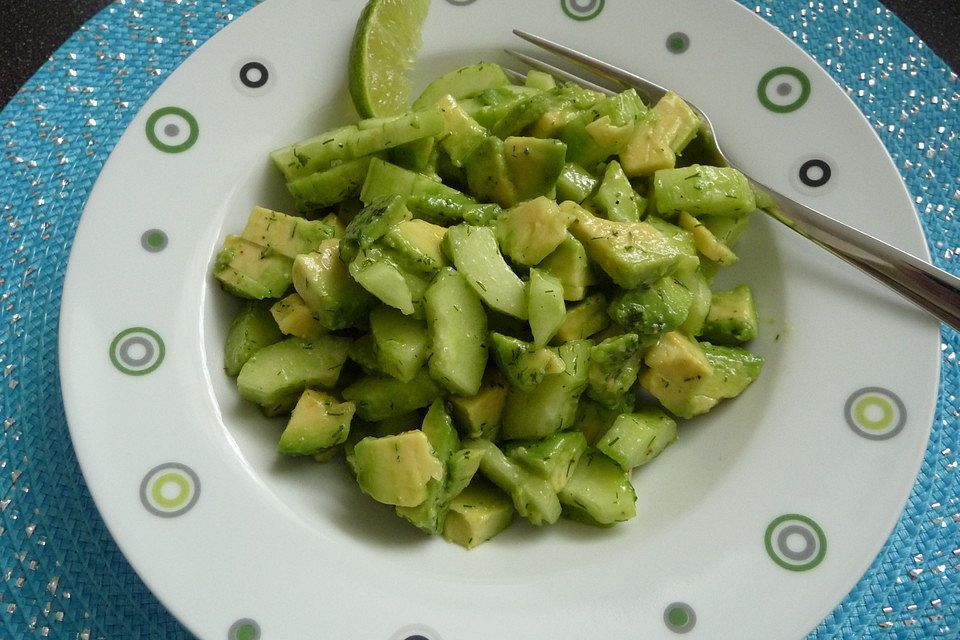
<box><xmin>59</xmin><ymin>0</ymin><xmax>940</xmax><ymax>638</ymax></box>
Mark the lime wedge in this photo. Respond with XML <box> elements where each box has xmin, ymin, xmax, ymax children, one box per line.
<box><xmin>348</xmin><ymin>0</ymin><xmax>431</xmax><ymax>119</ymax></box>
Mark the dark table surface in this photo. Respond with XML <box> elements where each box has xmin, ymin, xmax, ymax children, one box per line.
<box><xmin>1</xmin><ymin>0</ymin><xmax>958</xmax><ymax>111</ymax></box>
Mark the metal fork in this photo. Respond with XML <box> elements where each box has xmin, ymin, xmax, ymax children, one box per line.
<box><xmin>507</xmin><ymin>29</ymin><xmax>960</xmax><ymax>333</ymax></box>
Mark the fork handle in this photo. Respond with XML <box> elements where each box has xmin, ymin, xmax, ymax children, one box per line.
<box><xmin>750</xmin><ymin>179</ymin><xmax>960</xmax><ymax>333</ymax></box>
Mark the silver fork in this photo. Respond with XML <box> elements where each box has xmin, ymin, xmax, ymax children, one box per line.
<box><xmin>507</xmin><ymin>29</ymin><xmax>960</xmax><ymax>333</ymax></box>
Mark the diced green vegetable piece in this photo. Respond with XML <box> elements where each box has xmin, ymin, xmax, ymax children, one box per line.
<box><xmin>292</xmin><ymin>239</ymin><xmax>376</xmax><ymax>331</ymax></box>
<box><xmin>353</xmin><ymin>430</ymin><xmax>444</xmax><ymax>507</ymax></box>
<box><xmin>348</xmin><ymin>333</ymin><xmax>386</xmax><ymax>376</ymax></box>
<box><xmin>677</xmin><ymin>268</ymin><xmax>712</xmax><ymax>336</ymax></box>
<box><xmin>506</xmin><ymin>431</ymin><xmax>588</xmax><ymax>493</ymax></box>
<box><xmin>342</xmin><ymin>369</ymin><xmax>442</xmax><ymax>422</ymax></box>
<box><xmin>442</xmin><ymin>224</ymin><xmax>528</xmax><ymax>319</ymax></box>
<box><xmin>286</xmin><ymin>157</ymin><xmax>373</xmax><ymax>211</ymax></box>
<box><xmin>489</xmin><ymin>332</ymin><xmax>566</xmax><ymax>391</ymax></box>
<box><xmin>619</xmin><ymin>91</ymin><xmax>700</xmax><ymax>177</ymax></box>
<box><xmin>492</xmin><ymin>83</ymin><xmax>599</xmax><ymax>139</ymax></box>
<box><xmin>270</xmin><ymin>293</ymin><xmax>325</xmax><ymax>339</ymax></box>
<box><xmin>558</xmin><ymin>449</ymin><xmax>636</xmax><ymax>526</ymax></box>
<box><xmin>700</xmin><ymin>285</ymin><xmax>759</xmax><ymax>344</ymax></box>
<box><xmin>463</xmin><ymin>135</ymin><xmax>516</xmax><ymax>207</ymax></box>
<box><xmin>678</xmin><ymin>211</ymin><xmax>739</xmax><ymax>267</ymax></box>
<box><xmin>590</xmin><ymin>160</ymin><xmax>644</xmax><ymax>223</ymax></box>
<box><xmin>556</xmin><ymin>162</ymin><xmax>599</xmax><ymax>203</ymax></box>
<box><xmin>653</xmin><ymin>164</ymin><xmax>757</xmax><ymax>217</ymax></box>
<box><xmin>369</xmin><ymin>305</ymin><xmax>431</xmax><ymax>382</ymax></box>
<box><xmin>495</xmin><ymin>196</ymin><xmax>572</xmax><ymax>266</ymax></box>
<box><xmin>606</xmin><ymin>275</ymin><xmax>694</xmax><ymax>336</ymax></box>
<box><xmin>650</xmin><ymin>91</ymin><xmax>701</xmax><ymax>153</ymax></box>
<box><xmin>341</xmin><ymin>194</ymin><xmax>413</xmax><ymax>263</ymax></box>
<box><xmin>500</xmin><ymin>339</ymin><xmax>592</xmax><ymax>441</ymax></box>
<box><xmin>442</xmin><ymin>477</ymin><xmax>515</xmax><ymax>548</ymax></box>
<box><xmin>554</xmin><ymin>293</ymin><xmax>610</xmax><ymax>342</ymax></box>
<box><xmin>537</xmin><ymin>233</ymin><xmax>597</xmax><ymax>301</ymax></box>
<box><xmin>240</xmin><ymin>206</ymin><xmax>335</xmax><ymax>258</ymax></box>
<box><xmin>448</xmin><ymin>374</ymin><xmax>509</xmax><ymax>440</ymax></box>
<box><xmin>214</xmin><ymin>235</ymin><xmax>293</xmax><ymax>300</ymax></box>
<box><xmin>424</xmin><ymin>267</ymin><xmax>488</xmax><ymax>396</ymax></box>
<box><xmin>382</xmin><ymin>218</ymin><xmax>448</xmax><ymax>275</ymax></box>
<box><xmin>502</xmin><ymin>136</ymin><xmax>567</xmax><ymax>203</ymax></box>
<box><xmin>236</xmin><ymin>336</ymin><xmax>352</xmax><ymax>408</ymax></box>
<box><xmin>569</xmin><ymin>207</ymin><xmax>699</xmax><ymax>289</ymax></box>
<box><xmin>525</xmin><ymin>69</ymin><xmax>557</xmax><ymax>91</ymax></box>
<box><xmin>278</xmin><ymin>389</ymin><xmax>355</xmax><ymax>456</ymax></box>
<box><xmin>527</xmin><ymin>268</ymin><xmax>567</xmax><ymax>348</ymax></box>
<box><xmin>574</xmin><ymin>397</ymin><xmax>626</xmax><ymax>446</ymax></box>
<box><xmin>348</xmin><ymin>246</ymin><xmax>426</xmax><ymax>316</ymax></box>
<box><xmin>467</xmin><ymin>438</ymin><xmax>561</xmax><ymax>526</ymax></box>
<box><xmin>413</xmin><ymin>62</ymin><xmax>511</xmax><ymax>110</ymax></box>
<box><xmin>596</xmin><ymin>408</ymin><xmax>677</xmax><ymax>470</ymax></box>
<box><xmin>587</xmin><ymin>333</ymin><xmax>645</xmax><ymax>408</ymax></box>
<box><xmin>223</xmin><ymin>301</ymin><xmax>284</xmax><ymax>377</ymax></box>
<box><xmin>435</xmin><ymin>95</ymin><xmax>489</xmax><ymax>167</ymax></box>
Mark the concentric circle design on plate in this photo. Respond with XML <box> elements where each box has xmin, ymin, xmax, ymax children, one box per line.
<box><xmin>227</xmin><ymin>618</ymin><xmax>261</xmax><ymax>640</ymax></box>
<box><xmin>139</xmin><ymin>463</ymin><xmax>201</xmax><ymax>518</ymax></box>
<box><xmin>765</xmin><ymin>514</ymin><xmax>827</xmax><ymax>571</ymax></box>
<box><xmin>145</xmin><ymin>106</ymin><xmax>199</xmax><ymax>153</ymax></box>
<box><xmin>790</xmin><ymin>155</ymin><xmax>838</xmax><ymax>195</ymax></box>
<box><xmin>666</xmin><ymin>32</ymin><xmax>690</xmax><ymax>54</ymax></box>
<box><xmin>663</xmin><ymin>602</ymin><xmax>697</xmax><ymax>633</ymax></box>
<box><xmin>141</xmin><ymin>228</ymin><xmax>169</xmax><ymax>252</ymax></box>
<box><xmin>232</xmin><ymin>58</ymin><xmax>275</xmax><ymax>95</ymax></box>
<box><xmin>444</xmin><ymin>0</ymin><xmax>477</xmax><ymax>5</ymax></box>
<box><xmin>560</xmin><ymin>0</ymin><xmax>605</xmax><ymax>21</ymax></box>
<box><xmin>844</xmin><ymin>387</ymin><xmax>907</xmax><ymax>440</ymax></box>
<box><xmin>757</xmin><ymin>66</ymin><xmax>811</xmax><ymax>113</ymax></box>
<box><xmin>109</xmin><ymin>327</ymin><xmax>165</xmax><ymax>376</ymax></box>
<box><xmin>389</xmin><ymin>624</ymin><xmax>442</xmax><ymax>640</ymax></box>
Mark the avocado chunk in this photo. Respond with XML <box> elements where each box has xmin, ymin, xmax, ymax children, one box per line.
<box><xmin>537</xmin><ymin>233</ymin><xmax>598</xmax><ymax>301</ymax></box>
<box><xmin>619</xmin><ymin>91</ymin><xmax>701</xmax><ymax>177</ymax></box>
<box><xmin>700</xmin><ymin>285</ymin><xmax>759</xmax><ymax>345</ymax></box>
<box><xmin>278</xmin><ymin>390</ymin><xmax>355</xmax><ymax>456</ymax></box>
<box><xmin>213</xmin><ymin>234</ymin><xmax>293</xmax><ymax>300</ymax></box>
<box><xmin>236</xmin><ymin>336</ymin><xmax>352</xmax><ymax>408</ymax></box>
<box><xmin>489</xmin><ymin>332</ymin><xmax>566</xmax><ymax>392</ymax></box>
<box><xmin>382</xmin><ymin>218</ymin><xmax>448</xmax><ymax>275</ymax></box>
<box><xmin>558</xmin><ymin>448</ymin><xmax>637</xmax><ymax>526</ymax></box>
<box><xmin>574</xmin><ymin>396</ymin><xmax>627</xmax><ymax>446</ymax></box>
<box><xmin>292</xmin><ymin>239</ymin><xmax>376</xmax><ymax>331</ymax></box>
<box><xmin>448</xmin><ymin>374</ymin><xmax>509</xmax><ymax>440</ymax></box>
<box><xmin>240</xmin><ymin>206</ymin><xmax>335</xmax><ymax>258</ymax></box>
<box><xmin>554</xmin><ymin>293</ymin><xmax>610</xmax><ymax>342</ymax></box>
<box><xmin>353</xmin><ymin>430</ymin><xmax>445</xmax><ymax>508</ymax></box>
<box><xmin>586</xmin><ymin>333</ymin><xmax>645</xmax><ymax>408</ymax></box>
<box><xmin>589</xmin><ymin>160</ymin><xmax>644</xmax><ymax>223</ymax></box>
<box><xmin>223</xmin><ymin>301</ymin><xmax>284</xmax><ymax>377</ymax></box>
<box><xmin>596</xmin><ymin>408</ymin><xmax>677</xmax><ymax>470</ymax></box>
<box><xmin>495</xmin><ymin>196</ymin><xmax>572</xmax><ymax>266</ymax></box>
<box><xmin>502</xmin><ymin>136</ymin><xmax>567</xmax><ymax>204</ymax></box>
<box><xmin>506</xmin><ymin>431</ymin><xmax>588</xmax><ymax>493</ymax></box>
<box><xmin>270</xmin><ymin>293</ymin><xmax>326</xmax><ymax>339</ymax></box>
<box><xmin>442</xmin><ymin>477</ymin><xmax>515</xmax><ymax>548</ymax></box>
<box><xmin>677</xmin><ymin>211</ymin><xmax>739</xmax><ymax>267</ymax></box>
<box><xmin>606</xmin><ymin>275</ymin><xmax>695</xmax><ymax>336</ymax></box>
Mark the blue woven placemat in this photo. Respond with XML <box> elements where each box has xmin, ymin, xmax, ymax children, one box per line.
<box><xmin>1</xmin><ymin>1</ymin><xmax>957</xmax><ymax>638</ymax></box>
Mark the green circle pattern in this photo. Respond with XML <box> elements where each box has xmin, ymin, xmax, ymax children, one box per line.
<box><xmin>663</xmin><ymin>602</ymin><xmax>696</xmax><ymax>633</ymax></box>
<box><xmin>844</xmin><ymin>387</ymin><xmax>906</xmax><ymax>440</ymax></box>
<box><xmin>228</xmin><ymin>619</ymin><xmax>261</xmax><ymax>640</ymax></box>
<box><xmin>139</xmin><ymin>463</ymin><xmax>200</xmax><ymax>518</ymax></box>
<box><xmin>561</xmin><ymin>0</ymin><xmax>604</xmax><ymax>21</ymax></box>
<box><xmin>757</xmin><ymin>66</ymin><xmax>811</xmax><ymax>113</ymax></box>
<box><xmin>109</xmin><ymin>327</ymin><xmax>165</xmax><ymax>376</ymax></box>
<box><xmin>145</xmin><ymin>106</ymin><xmax>199</xmax><ymax>153</ymax></box>
<box><xmin>764</xmin><ymin>514</ymin><xmax>827</xmax><ymax>571</ymax></box>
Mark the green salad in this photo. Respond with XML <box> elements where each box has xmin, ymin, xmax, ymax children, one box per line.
<box><xmin>212</xmin><ymin>0</ymin><xmax>763</xmax><ymax>548</ymax></box>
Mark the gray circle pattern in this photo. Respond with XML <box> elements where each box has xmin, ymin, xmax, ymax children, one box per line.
<box><xmin>139</xmin><ymin>462</ymin><xmax>201</xmax><ymax>518</ymax></box>
<box><xmin>844</xmin><ymin>386</ymin><xmax>907</xmax><ymax>440</ymax></box>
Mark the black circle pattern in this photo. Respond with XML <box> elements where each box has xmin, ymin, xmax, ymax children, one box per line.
<box><xmin>239</xmin><ymin>61</ymin><xmax>269</xmax><ymax>89</ymax></box>
<box><xmin>799</xmin><ymin>158</ymin><xmax>832</xmax><ymax>188</ymax></box>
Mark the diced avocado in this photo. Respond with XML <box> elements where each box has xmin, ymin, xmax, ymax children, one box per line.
<box><xmin>555</xmin><ymin>162</ymin><xmax>599</xmax><ymax>203</ymax></box>
<box><xmin>502</xmin><ymin>136</ymin><xmax>567</xmax><ymax>203</ymax></box>
<box><xmin>586</xmin><ymin>333</ymin><xmax>645</xmax><ymax>408</ymax></box>
<box><xmin>286</xmin><ymin>156</ymin><xmax>372</xmax><ymax>211</ymax></box>
<box><xmin>424</xmin><ymin>267</ymin><xmax>488</xmax><ymax>396</ymax></box>
<box><xmin>639</xmin><ymin>332</ymin><xmax>763</xmax><ymax>418</ymax></box>
<box><xmin>653</xmin><ymin>165</ymin><xmax>757</xmax><ymax>217</ymax></box>
<box><xmin>489</xmin><ymin>332</ymin><xmax>566</xmax><ymax>391</ymax></box>
<box><xmin>525</xmin><ymin>69</ymin><xmax>557</xmax><ymax>91</ymax></box>
<box><xmin>678</xmin><ymin>211</ymin><xmax>739</xmax><ymax>266</ymax></box>
<box><xmin>467</xmin><ymin>438</ymin><xmax>561</xmax><ymax>526</ymax></box>
<box><xmin>413</xmin><ymin>62</ymin><xmax>511</xmax><ymax>110</ymax></box>
<box><xmin>558</xmin><ymin>448</ymin><xmax>636</xmax><ymax>526</ymax></box>
<box><xmin>650</xmin><ymin>91</ymin><xmax>701</xmax><ymax>154</ymax></box>
<box><xmin>700</xmin><ymin>285</ymin><xmax>759</xmax><ymax>345</ymax></box>
<box><xmin>590</xmin><ymin>160</ymin><xmax>644</xmax><ymax>223</ymax></box>
<box><xmin>527</xmin><ymin>268</ymin><xmax>567</xmax><ymax>347</ymax></box>
<box><xmin>596</xmin><ymin>408</ymin><xmax>677</xmax><ymax>470</ymax></box>
<box><xmin>606</xmin><ymin>275</ymin><xmax>694</xmax><ymax>336</ymax></box>
<box><xmin>495</xmin><ymin>196</ymin><xmax>572</xmax><ymax>266</ymax></box>
<box><xmin>554</xmin><ymin>293</ymin><xmax>610</xmax><ymax>342</ymax></box>
<box><xmin>537</xmin><ymin>232</ymin><xmax>598</xmax><ymax>301</ymax></box>
<box><xmin>442</xmin><ymin>224</ymin><xmax>528</xmax><ymax>319</ymax></box>
<box><xmin>223</xmin><ymin>301</ymin><xmax>284</xmax><ymax>377</ymax></box>
<box><xmin>574</xmin><ymin>396</ymin><xmax>626</xmax><ymax>446</ymax></box>
<box><xmin>292</xmin><ymin>239</ymin><xmax>376</xmax><ymax>330</ymax></box>
<box><xmin>278</xmin><ymin>389</ymin><xmax>355</xmax><ymax>456</ymax></box>
<box><xmin>435</xmin><ymin>95</ymin><xmax>490</xmax><ymax>166</ymax></box>
<box><xmin>448</xmin><ymin>374</ymin><xmax>509</xmax><ymax>440</ymax></box>
<box><xmin>464</xmin><ymin>135</ymin><xmax>516</xmax><ymax>207</ymax></box>
<box><xmin>442</xmin><ymin>477</ymin><xmax>515</xmax><ymax>548</ymax></box>
<box><xmin>214</xmin><ymin>234</ymin><xmax>293</xmax><ymax>300</ymax></box>
<box><xmin>342</xmin><ymin>369</ymin><xmax>441</xmax><ymax>422</ymax></box>
<box><xmin>270</xmin><ymin>293</ymin><xmax>325</xmax><ymax>339</ymax></box>
<box><xmin>460</xmin><ymin>85</ymin><xmax>539</xmax><ymax>129</ymax></box>
<box><xmin>353</xmin><ymin>430</ymin><xmax>444</xmax><ymax>507</ymax></box>
<box><xmin>492</xmin><ymin>83</ymin><xmax>601</xmax><ymax>139</ymax></box>
<box><xmin>382</xmin><ymin>218</ymin><xmax>448</xmax><ymax>276</ymax></box>
<box><xmin>500</xmin><ymin>339</ymin><xmax>592</xmax><ymax>440</ymax></box>
<box><xmin>568</xmin><ymin>207</ymin><xmax>699</xmax><ymax>289</ymax></box>
<box><xmin>619</xmin><ymin>91</ymin><xmax>700</xmax><ymax>178</ymax></box>
<box><xmin>341</xmin><ymin>194</ymin><xmax>413</xmax><ymax>263</ymax></box>
<box><xmin>369</xmin><ymin>305</ymin><xmax>431</xmax><ymax>382</ymax></box>
<box><xmin>677</xmin><ymin>268</ymin><xmax>713</xmax><ymax>336</ymax></box>
<box><xmin>236</xmin><ymin>336</ymin><xmax>352</xmax><ymax>408</ymax></box>
<box><xmin>506</xmin><ymin>431</ymin><xmax>588</xmax><ymax>492</ymax></box>
<box><xmin>240</xmin><ymin>206</ymin><xmax>335</xmax><ymax>258</ymax></box>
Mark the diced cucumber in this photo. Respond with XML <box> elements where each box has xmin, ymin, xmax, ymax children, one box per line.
<box><xmin>467</xmin><ymin>438</ymin><xmax>561</xmax><ymax>526</ymax></box>
<box><xmin>596</xmin><ymin>408</ymin><xmax>677</xmax><ymax>470</ymax></box>
<box><xmin>413</xmin><ymin>62</ymin><xmax>511</xmax><ymax>110</ymax></box>
<box><xmin>236</xmin><ymin>336</ymin><xmax>352</xmax><ymax>408</ymax></box>
<box><xmin>369</xmin><ymin>305</ymin><xmax>431</xmax><ymax>382</ymax></box>
<box><xmin>286</xmin><ymin>156</ymin><xmax>373</xmax><ymax>211</ymax></box>
<box><xmin>700</xmin><ymin>285</ymin><xmax>759</xmax><ymax>344</ymax></box>
<box><xmin>435</xmin><ymin>95</ymin><xmax>489</xmax><ymax>167</ymax></box>
<box><xmin>489</xmin><ymin>332</ymin><xmax>566</xmax><ymax>392</ymax></box>
<box><xmin>653</xmin><ymin>164</ymin><xmax>757</xmax><ymax>217</ymax></box>
<box><xmin>442</xmin><ymin>224</ymin><xmax>528</xmax><ymax>319</ymax></box>
<box><xmin>424</xmin><ymin>267</ymin><xmax>488</xmax><ymax>396</ymax></box>
<box><xmin>555</xmin><ymin>162</ymin><xmax>599</xmax><ymax>203</ymax></box>
<box><xmin>341</xmin><ymin>194</ymin><xmax>413</xmax><ymax>263</ymax></box>
<box><xmin>506</xmin><ymin>431</ymin><xmax>588</xmax><ymax>493</ymax></box>
<box><xmin>586</xmin><ymin>333</ymin><xmax>645</xmax><ymax>408</ymax></box>
<box><xmin>223</xmin><ymin>301</ymin><xmax>284</xmax><ymax>377</ymax></box>
<box><xmin>527</xmin><ymin>268</ymin><xmax>567</xmax><ymax>348</ymax></box>
<box><xmin>558</xmin><ymin>449</ymin><xmax>636</xmax><ymax>526</ymax></box>
<box><xmin>589</xmin><ymin>160</ymin><xmax>644</xmax><ymax>223</ymax></box>
<box><xmin>554</xmin><ymin>293</ymin><xmax>609</xmax><ymax>342</ymax></box>
<box><xmin>292</xmin><ymin>239</ymin><xmax>376</xmax><ymax>331</ymax></box>
<box><xmin>342</xmin><ymin>369</ymin><xmax>442</xmax><ymax>422</ymax></box>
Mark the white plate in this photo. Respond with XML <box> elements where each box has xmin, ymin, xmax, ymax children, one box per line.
<box><xmin>59</xmin><ymin>0</ymin><xmax>941</xmax><ymax>638</ymax></box>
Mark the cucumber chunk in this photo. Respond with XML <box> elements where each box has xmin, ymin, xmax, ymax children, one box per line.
<box><xmin>442</xmin><ymin>224</ymin><xmax>528</xmax><ymax>319</ymax></box>
<box><xmin>236</xmin><ymin>336</ymin><xmax>352</xmax><ymax>408</ymax></box>
<box><xmin>424</xmin><ymin>267</ymin><xmax>488</xmax><ymax>396</ymax></box>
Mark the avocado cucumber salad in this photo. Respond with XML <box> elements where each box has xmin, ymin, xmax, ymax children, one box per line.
<box><xmin>212</xmin><ymin>2</ymin><xmax>763</xmax><ymax>548</ymax></box>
